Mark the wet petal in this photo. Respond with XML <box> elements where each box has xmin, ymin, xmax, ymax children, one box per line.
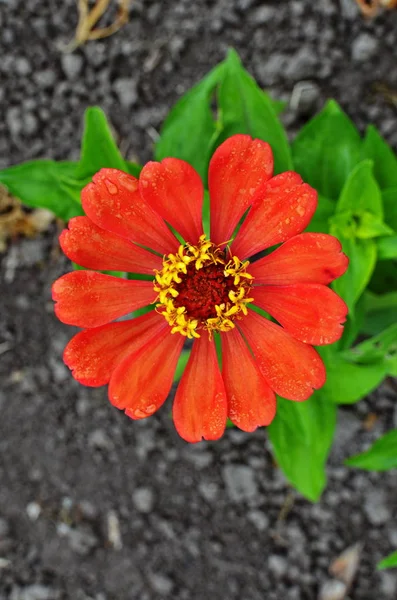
<box><xmin>232</xmin><ymin>172</ymin><xmax>318</xmax><ymax>259</ymax></box>
<box><xmin>52</xmin><ymin>271</ymin><xmax>155</xmax><ymax>328</ymax></box>
<box><xmin>63</xmin><ymin>311</ymin><xmax>165</xmax><ymax>387</ymax></box>
<box><xmin>109</xmin><ymin>325</ymin><xmax>184</xmax><ymax>418</ymax></box>
<box><xmin>239</xmin><ymin>310</ymin><xmax>326</xmax><ymax>401</ymax></box>
<box><xmin>248</xmin><ymin>233</ymin><xmax>349</xmax><ymax>285</ymax></box>
<box><xmin>209</xmin><ymin>135</ymin><xmax>273</xmax><ymax>245</ymax></box>
<box><xmin>81</xmin><ymin>168</ymin><xmax>179</xmax><ymax>254</ymax></box>
<box><xmin>139</xmin><ymin>158</ymin><xmax>204</xmax><ymax>244</ymax></box>
<box><xmin>222</xmin><ymin>328</ymin><xmax>276</xmax><ymax>431</ymax></box>
<box><xmin>173</xmin><ymin>335</ymin><xmax>227</xmax><ymax>442</ymax></box>
<box><xmin>59</xmin><ymin>216</ymin><xmax>162</xmax><ymax>274</ymax></box>
<box><xmin>253</xmin><ymin>284</ymin><xmax>348</xmax><ymax>345</ymax></box>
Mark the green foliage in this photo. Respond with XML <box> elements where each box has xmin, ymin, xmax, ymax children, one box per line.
<box><xmin>214</xmin><ymin>49</ymin><xmax>292</xmax><ymax>174</ymax></box>
<box><xmin>0</xmin><ymin>107</ymin><xmax>132</xmax><ymax>221</ymax></box>
<box><xmin>377</xmin><ymin>551</ymin><xmax>397</xmax><ymax>570</ymax></box>
<box><xmin>2</xmin><ymin>49</ymin><xmax>397</xmax><ymax>503</ymax></box>
<box><xmin>292</xmin><ymin>100</ymin><xmax>361</xmax><ymax>199</ymax></box>
<box><xmin>268</xmin><ymin>394</ymin><xmax>336</xmax><ymax>501</ymax></box>
<box><xmin>345</xmin><ymin>429</ymin><xmax>397</xmax><ymax>471</ymax></box>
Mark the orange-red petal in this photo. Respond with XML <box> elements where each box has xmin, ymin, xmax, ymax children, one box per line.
<box><xmin>59</xmin><ymin>216</ymin><xmax>162</xmax><ymax>274</ymax></box>
<box><xmin>81</xmin><ymin>168</ymin><xmax>179</xmax><ymax>254</ymax></box>
<box><xmin>139</xmin><ymin>158</ymin><xmax>204</xmax><ymax>244</ymax></box>
<box><xmin>209</xmin><ymin>135</ymin><xmax>273</xmax><ymax>245</ymax></box>
<box><xmin>221</xmin><ymin>328</ymin><xmax>276</xmax><ymax>431</ymax></box>
<box><xmin>231</xmin><ymin>172</ymin><xmax>318</xmax><ymax>259</ymax></box>
<box><xmin>239</xmin><ymin>310</ymin><xmax>326</xmax><ymax>401</ymax></box>
<box><xmin>108</xmin><ymin>325</ymin><xmax>184</xmax><ymax>417</ymax></box>
<box><xmin>52</xmin><ymin>271</ymin><xmax>155</xmax><ymax>328</ymax></box>
<box><xmin>253</xmin><ymin>284</ymin><xmax>348</xmax><ymax>345</ymax></box>
<box><xmin>173</xmin><ymin>336</ymin><xmax>227</xmax><ymax>442</ymax></box>
<box><xmin>63</xmin><ymin>311</ymin><xmax>165</xmax><ymax>387</ymax></box>
<box><xmin>248</xmin><ymin>233</ymin><xmax>349</xmax><ymax>285</ymax></box>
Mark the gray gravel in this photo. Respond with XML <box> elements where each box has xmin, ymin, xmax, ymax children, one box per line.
<box><xmin>1</xmin><ymin>1</ymin><xmax>397</xmax><ymax>599</ymax></box>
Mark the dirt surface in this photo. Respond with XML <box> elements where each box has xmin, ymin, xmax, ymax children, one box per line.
<box><xmin>1</xmin><ymin>1</ymin><xmax>397</xmax><ymax>599</ymax></box>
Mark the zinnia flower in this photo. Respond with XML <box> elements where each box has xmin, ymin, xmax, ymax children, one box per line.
<box><xmin>52</xmin><ymin>135</ymin><xmax>348</xmax><ymax>442</ymax></box>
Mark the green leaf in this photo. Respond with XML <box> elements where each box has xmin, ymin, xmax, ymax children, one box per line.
<box><xmin>318</xmin><ymin>346</ymin><xmax>387</xmax><ymax>404</ymax></box>
<box><xmin>377</xmin><ymin>551</ymin><xmax>397</xmax><ymax>570</ymax></box>
<box><xmin>355</xmin><ymin>213</ymin><xmax>393</xmax><ymax>239</ymax></box>
<box><xmin>377</xmin><ymin>235</ymin><xmax>397</xmax><ymax>259</ymax></box>
<box><xmin>362</xmin><ymin>125</ymin><xmax>397</xmax><ymax>190</ymax></box>
<box><xmin>341</xmin><ymin>323</ymin><xmax>397</xmax><ymax>375</ymax></box>
<box><xmin>382</xmin><ymin>186</ymin><xmax>397</xmax><ymax>232</ymax></box>
<box><xmin>292</xmin><ymin>100</ymin><xmax>361</xmax><ymax>199</ymax></box>
<box><xmin>369</xmin><ymin>259</ymin><xmax>397</xmax><ymax>295</ymax></box>
<box><xmin>174</xmin><ymin>350</ymin><xmax>191</xmax><ymax>382</ymax></box>
<box><xmin>304</xmin><ymin>194</ymin><xmax>335</xmax><ymax>233</ymax></box>
<box><xmin>0</xmin><ymin>160</ymin><xmax>85</xmax><ymax>221</ymax></box>
<box><xmin>155</xmin><ymin>62</ymin><xmax>225</xmax><ymax>181</ymax></box>
<box><xmin>215</xmin><ymin>49</ymin><xmax>292</xmax><ymax>174</ymax></box>
<box><xmin>268</xmin><ymin>393</ymin><xmax>336</xmax><ymax>501</ymax></box>
<box><xmin>76</xmin><ymin>107</ymin><xmax>127</xmax><ymax>179</ymax></box>
<box><xmin>336</xmin><ymin>160</ymin><xmax>383</xmax><ymax>219</ymax></box>
<box><xmin>345</xmin><ymin>429</ymin><xmax>397</xmax><ymax>471</ymax></box>
<box><xmin>362</xmin><ymin>291</ymin><xmax>397</xmax><ymax>336</ymax></box>
<box><xmin>330</xmin><ymin>224</ymin><xmax>377</xmax><ymax>313</ymax></box>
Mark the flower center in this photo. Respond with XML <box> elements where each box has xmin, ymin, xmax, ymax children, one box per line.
<box><xmin>153</xmin><ymin>235</ymin><xmax>254</xmax><ymax>338</ymax></box>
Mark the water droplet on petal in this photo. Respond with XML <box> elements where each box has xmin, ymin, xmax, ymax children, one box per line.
<box><xmin>146</xmin><ymin>404</ymin><xmax>156</xmax><ymax>414</ymax></box>
<box><xmin>134</xmin><ymin>408</ymin><xmax>147</xmax><ymax>419</ymax></box>
<box><xmin>104</xmin><ymin>179</ymin><xmax>118</xmax><ymax>195</ymax></box>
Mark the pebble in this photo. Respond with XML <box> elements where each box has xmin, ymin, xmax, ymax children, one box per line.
<box><xmin>88</xmin><ymin>429</ymin><xmax>113</xmax><ymax>451</ymax></box>
<box><xmin>18</xmin><ymin>585</ymin><xmax>59</xmax><ymax>600</ymax></box>
<box><xmin>290</xmin><ymin>81</ymin><xmax>320</xmax><ymax>116</ymax></box>
<box><xmin>0</xmin><ymin>517</ymin><xmax>10</xmax><ymax>538</ymax></box>
<box><xmin>132</xmin><ymin>487</ymin><xmax>155</xmax><ymax>513</ymax></box>
<box><xmin>268</xmin><ymin>555</ymin><xmax>288</xmax><ymax>577</ymax></box>
<box><xmin>113</xmin><ymin>78</ymin><xmax>138</xmax><ymax>109</ymax></box>
<box><xmin>198</xmin><ymin>482</ymin><xmax>219</xmax><ymax>502</ymax></box>
<box><xmin>107</xmin><ymin>510</ymin><xmax>122</xmax><ymax>550</ymax></box>
<box><xmin>284</xmin><ymin>47</ymin><xmax>319</xmax><ymax>81</ymax></box>
<box><xmin>33</xmin><ymin>69</ymin><xmax>56</xmax><ymax>89</ymax></box>
<box><xmin>26</xmin><ymin>502</ymin><xmax>41</xmax><ymax>521</ymax></box>
<box><xmin>14</xmin><ymin>56</ymin><xmax>31</xmax><ymax>76</ymax></box>
<box><xmin>247</xmin><ymin>509</ymin><xmax>269</xmax><ymax>531</ymax></box>
<box><xmin>222</xmin><ymin>464</ymin><xmax>257</xmax><ymax>502</ymax></box>
<box><xmin>351</xmin><ymin>33</ymin><xmax>379</xmax><ymax>62</ymax></box>
<box><xmin>148</xmin><ymin>573</ymin><xmax>174</xmax><ymax>595</ymax></box>
<box><xmin>364</xmin><ymin>489</ymin><xmax>391</xmax><ymax>525</ymax></box>
<box><xmin>61</xmin><ymin>53</ymin><xmax>83</xmax><ymax>80</ymax></box>
<box><xmin>379</xmin><ymin>571</ymin><xmax>397</xmax><ymax>598</ymax></box>
<box><xmin>318</xmin><ymin>579</ymin><xmax>347</xmax><ymax>600</ymax></box>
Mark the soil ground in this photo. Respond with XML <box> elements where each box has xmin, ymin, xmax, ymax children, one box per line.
<box><xmin>1</xmin><ymin>1</ymin><xmax>397</xmax><ymax>599</ymax></box>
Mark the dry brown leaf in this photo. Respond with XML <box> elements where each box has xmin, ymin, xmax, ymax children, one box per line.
<box><xmin>0</xmin><ymin>185</ymin><xmax>54</xmax><ymax>252</ymax></box>
<box><xmin>355</xmin><ymin>0</ymin><xmax>397</xmax><ymax>18</ymax></box>
<box><xmin>329</xmin><ymin>542</ymin><xmax>363</xmax><ymax>588</ymax></box>
<box><xmin>64</xmin><ymin>0</ymin><xmax>131</xmax><ymax>52</ymax></box>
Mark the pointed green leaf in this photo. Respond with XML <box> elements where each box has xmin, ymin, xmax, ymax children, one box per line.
<box><xmin>292</xmin><ymin>100</ymin><xmax>361</xmax><ymax>199</ymax></box>
<box><xmin>268</xmin><ymin>393</ymin><xmax>336</xmax><ymax>501</ymax></box>
<box><xmin>362</xmin><ymin>125</ymin><xmax>397</xmax><ymax>190</ymax></box>
<box><xmin>345</xmin><ymin>429</ymin><xmax>397</xmax><ymax>471</ymax></box>
<box><xmin>362</xmin><ymin>291</ymin><xmax>397</xmax><ymax>336</ymax></box>
<box><xmin>336</xmin><ymin>160</ymin><xmax>383</xmax><ymax>218</ymax></box>
<box><xmin>377</xmin><ymin>551</ymin><xmax>397</xmax><ymax>570</ymax></box>
<box><xmin>377</xmin><ymin>235</ymin><xmax>397</xmax><ymax>259</ymax></box>
<box><xmin>0</xmin><ymin>160</ymin><xmax>85</xmax><ymax>221</ymax></box>
<box><xmin>215</xmin><ymin>49</ymin><xmax>292</xmax><ymax>174</ymax></box>
<box><xmin>76</xmin><ymin>107</ymin><xmax>127</xmax><ymax>179</ymax></box>
<box><xmin>382</xmin><ymin>186</ymin><xmax>397</xmax><ymax>232</ymax></box>
<box><xmin>155</xmin><ymin>62</ymin><xmax>225</xmax><ymax>181</ymax></box>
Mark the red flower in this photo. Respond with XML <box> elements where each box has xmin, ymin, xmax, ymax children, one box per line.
<box><xmin>52</xmin><ymin>135</ymin><xmax>348</xmax><ymax>442</ymax></box>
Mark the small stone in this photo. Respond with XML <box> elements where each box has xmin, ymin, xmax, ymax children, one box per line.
<box><xmin>364</xmin><ymin>489</ymin><xmax>390</xmax><ymax>525</ymax></box>
<box><xmin>113</xmin><ymin>78</ymin><xmax>138</xmax><ymax>109</ymax></box>
<box><xmin>23</xmin><ymin>113</ymin><xmax>38</xmax><ymax>136</ymax></box>
<box><xmin>250</xmin><ymin>5</ymin><xmax>276</xmax><ymax>24</ymax></box>
<box><xmin>79</xmin><ymin>500</ymin><xmax>98</xmax><ymax>521</ymax></box>
<box><xmin>33</xmin><ymin>69</ymin><xmax>56</xmax><ymax>89</ymax></box>
<box><xmin>19</xmin><ymin>585</ymin><xmax>59</xmax><ymax>600</ymax></box>
<box><xmin>68</xmin><ymin>526</ymin><xmax>98</xmax><ymax>556</ymax></box>
<box><xmin>379</xmin><ymin>571</ymin><xmax>397</xmax><ymax>598</ymax></box>
<box><xmin>198</xmin><ymin>482</ymin><xmax>219</xmax><ymax>503</ymax></box>
<box><xmin>247</xmin><ymin>509</ymin><xmax>269</xmax><ymax>531</ymax></box>
<box><xmin>107</xmin><ymin>510</ymin><xmax>122</xmax><ymax>550</ymax></box>
<box><xmin>339</xmin><ymin>0</ymin><xmax>360</xmax><ymax>18</ymax></box>
<box><xmin>6</xmin><ymin>107</ymin><xmax>21</xmax><ymax>137</ymax></box>
<box><xmin>61</xmin><ymin>53</ymin><xmax>83</xmax><ymax>79</ymax></box>
<box><xmin>284</xmin><ymin>47</ymin><xmax>319</xmax><ymax>81</ymax></box>
<box><xmin>222</xmin><ymin>464</ymin><xmax>257</xmax><ymax>502</ymax></box>
<box><xmin>26</xmin><ymin>502</ymin><xmax>41</xmax><ymax>521</ymax></box>
<box><xmin>148</xmin><ymin>573</ymin><xmax>173</xmax><ymax>595</ymax></box>
<box><xmin>132</xmin><ymin>487</ymin><xmax>155</xmax><ymax>513</ymax></box>
<box><xmin>319</xmin><ymin>580</ymin><xmax>347</xmax><ymax>600</ymax></box>
<box><xmin>268</xmin><ymin>555</ymin><xmax>288</xmax><ymax>577</ymax></box>
<box><xmin>290</xmin><ymin>81</ymin><xmax>320</xmax><ymax>116</ymax></box>
<box><xmin>88</xmin><ymin>429</ymin><xmax>113</xmax><ymax>451</ymax></box>
<box><xmin>352</xmin><ymin>33</ymin><xmax>379</xmax><ymax>62</ymax></box>
<box><xmin>14</xmin><ymin>57</ymin><xmax>31</xmax><ymax>76</ymax></box>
